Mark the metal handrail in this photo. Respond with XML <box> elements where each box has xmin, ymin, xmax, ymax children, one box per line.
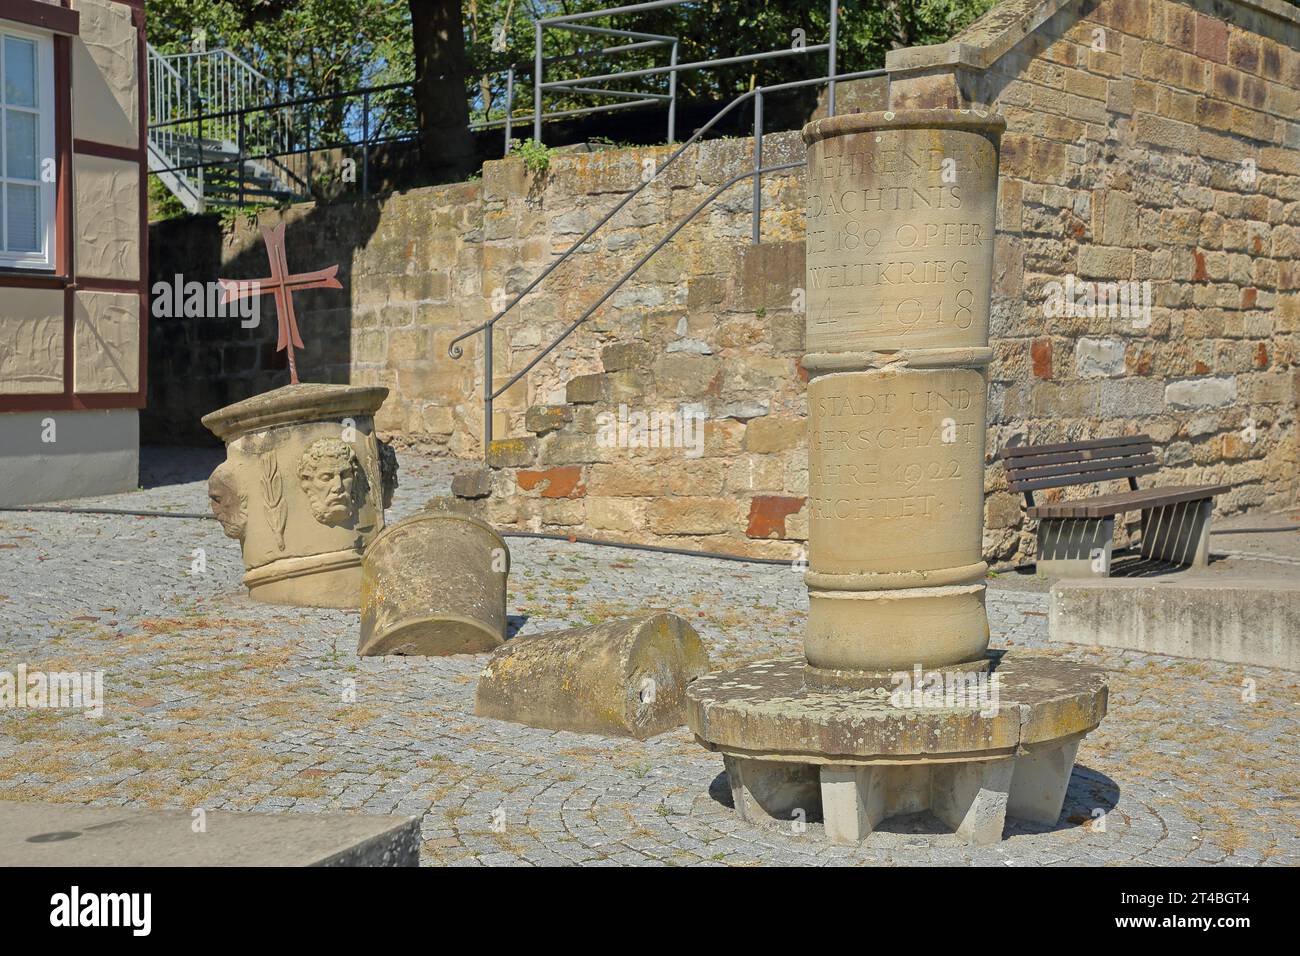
<box><xmin>450</xmin><ymin>65</ymin><xmax>886</xmax><ymax>457</ymax></box>
<box><xmin>150</xmin><ymin>79</ymin><xmax>415</xmax><ymax>125</ymax></box>
<box><xmin>148</xmin><ymin>0</ymin><xmax>846</xmax><ymax>207</ymax></box>
<box><xmin>539</xmin><ymin>44</ymin><xmax>830</xmax><ymax>90</ymax></box>
<box><xmin>148</xmin><ymin>79</ymin><xmax>416</xmax><ymax>195</ymax></box>
<box><xmin>159</xmin><ymin>46</ymin><xmax>273</xmax><ymax>89</ymax></box>
<box><xmin>531</xmin><ymin>0</ymin><xmax>841</xmax><ymax>144</ymax></box>
<box><xmin>448</xmin><ymin>68</ymin><xmax>883</xmax><ymax>360</ymax></box>
<box><xmin>490</xmin><ymin>160</ymin><xmax>803</xmax><ymax>404</ymax></box>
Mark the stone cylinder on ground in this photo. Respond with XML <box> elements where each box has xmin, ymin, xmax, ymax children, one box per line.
<box><xmin>800</xmin><ymin>109</ymin><xmax>1004</xmax><ymax>673</ymax></box>
<box><xmin>474</xmin><ymin>612</ymin><xmax>710</xmax><ymax>739</ymax></box>
<box><xmin>358</xmin><ymin>511</ymin><xmax>509</xmax><ymax>656</ymax></box>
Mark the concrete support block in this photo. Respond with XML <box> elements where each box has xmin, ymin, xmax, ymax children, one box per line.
<box><xmin>818</xmin><ymin>765</ymin><xmax>887</xmax><ymax>845</ymax></box>
<box><xmin>1037</xmin><ymin>516</ymin><xmax>1114</xmax><ymax>577</ymax></box>
<box><xmin>1051</xmin><ymin>577</ymin><xmax>1300</xmax><ymax>671</ymax></box>
<box><xmin>930</xmin><ymin>757</ymin><xmax>1014</xmax><ymax>845</ymax></box>
<box><xmin>724</xmin><ymin>756</ymin><xmax>819</xmax><ymax>826</ymax></box>
<box><xmin>1140</xmin><ymin>499</ymin><xmax>1212</xmax><ymax>566</ymax></box>
<box><xmin>1009</xmin><ymin>739</ymin><xmax>1080</xmax><ymax>825</ymax></box>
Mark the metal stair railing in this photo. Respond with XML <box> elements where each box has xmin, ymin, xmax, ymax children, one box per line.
<box><xmin>147</xmin><ymin>44</ymin><xmax>299</xmax><ymax>210</ymax></box>
<box><xmin>147</xmin><ymin>46</ymin><xmax>215</xmax><ymax>211</ymax></box>
<box><xmin>448</xmin><ymin>67</ymin><xmax>886</xmax><ymax>458</ymax></box>
<box><xmin>148</xmin><ymin>80</ymin><xmax>415</xmax><ymax>208</ymax></box>
<box><xmin>159</xmin><ymin>47</ymin><xmax>274</xmax><ymax>148</ymax></box>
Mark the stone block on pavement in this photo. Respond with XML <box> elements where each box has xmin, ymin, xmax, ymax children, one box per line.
<box><xmin>475</xmin><ymin>611</ymin><xmax>710</xmax><ymax>739</ymax></box>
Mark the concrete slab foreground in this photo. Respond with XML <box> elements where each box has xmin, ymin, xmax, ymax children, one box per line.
<box><xmin>1050</xmin><ymin>576</ymin><xmax>1300</xmax><ymax>671</ymax></box>
<box><xmin>0</xmin><ymin>801</ymin><xmax>420</xmax><ymax>866</ymax></box>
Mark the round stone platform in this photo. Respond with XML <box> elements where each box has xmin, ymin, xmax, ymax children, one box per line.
<box><xmin>686</xmin><ymin>653</ymin><xmax>1108</xmax><ymax>845</ymax></box>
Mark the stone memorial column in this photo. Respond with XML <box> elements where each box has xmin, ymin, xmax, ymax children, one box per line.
<box><xmin>801</xmin><ymin>110</ymin><xmax>1000</xmax><ymax>680</ymax></box>
<box><xmin>686</xmin><ymin>110</ymin><xmax>1109</xmax><ymax>847</ymax></box>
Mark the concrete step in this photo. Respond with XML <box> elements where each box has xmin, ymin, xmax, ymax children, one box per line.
<box><xmin>0</xmin><ymin>800</ymin><xmax>420</xmax><ymax>866</ymax></box>
<box><xmin>1049</xmin><ymin>575</ymin><xmax>1300</xmax><ymax>671</ymax></box>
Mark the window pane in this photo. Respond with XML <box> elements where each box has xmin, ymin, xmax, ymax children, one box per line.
<box><xmin>4</xmin><ymin>109</ymin><xmax>37</xmax><ymax>179</ymax></box>
<box><xmin>6</xmin><ymin>184</ymin><xmax>39</xmax><ymax>252</ymax></box>
<box><xmin>4</xmin><ymin>37</ymin><xmax>37</xmax><ymax>108</ymax></box>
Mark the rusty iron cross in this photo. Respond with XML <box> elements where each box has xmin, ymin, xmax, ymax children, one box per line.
<box><xmin>219</xmin><ymin>223</ymin><xmax>342</xmax><ymax>384</ymax></box>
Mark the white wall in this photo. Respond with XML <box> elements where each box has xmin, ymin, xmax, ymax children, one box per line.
<box><xmin>0</xmin><ymin>409</ymin><xmax>138</xmax><ymax>506</ymax></box>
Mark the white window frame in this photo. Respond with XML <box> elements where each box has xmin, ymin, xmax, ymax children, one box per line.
<box><xmin>0</xmin><ymin>24</ymin><xmax>56</xmax><ymax>271</ymax></box>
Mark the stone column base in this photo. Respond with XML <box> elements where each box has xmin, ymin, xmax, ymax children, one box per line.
<box><xmin>687</xmin><ymin>653</ymin><xmax>1107</xmax><ymax>846</ymax></box>
<box><xmin>721</xmin><ymin>740</ymin><xmax>1081</xmax><ymax>847</ymax></box>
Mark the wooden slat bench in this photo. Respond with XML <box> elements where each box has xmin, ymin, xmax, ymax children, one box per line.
<box><xmin>1002</xmin><ymin>435</ymin><xmax>1231</xmax><ymax>577</ymax></box>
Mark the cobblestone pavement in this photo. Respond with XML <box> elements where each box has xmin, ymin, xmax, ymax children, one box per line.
<box><xmin>0</xmin><ymin>448</ymin><xmax>1296</xmax><ymax>866</ymax></box>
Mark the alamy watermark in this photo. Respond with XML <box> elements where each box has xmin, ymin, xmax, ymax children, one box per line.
<box><xmin>1042</xmin><ymin>274</ymin><xmax>1152</xmax><ymax>329</ymax></box>
<box><xmin>151</xmin><ymin>274</ymin><xmax>261</xmax><ymax>328</ymax></box>
<box><xmin>1</xmin><ymin>665</ymin><xmax>103</xmax><ymax>718</ymax></box>
<box><xmin>596</xmin><ymin>403</ymin><xmax>707</xmax><ymax>459</ymax></box>
<box><xmin>50</xmin><ymin>887</ymin><xmax>150</xmax><ymax>936</ymax></box>
<box><xmin>889</xmin><ymin>664</ymin><xmax>1001</xmax><ymax>718</ymax></box>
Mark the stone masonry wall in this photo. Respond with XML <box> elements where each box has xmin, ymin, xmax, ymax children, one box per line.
<box><xmin>465</xmin><ymin>0</ymin><xmax>1299</xmax><ymax>563</ymax></box>
<box><xmin>905</xmin><ymin>0</ymin><xmax>1300</xmax><ymax>560</ymax></box>
<box><xmin>148</xmin><ymin>0</ymin><xmax>1298</xmax><ymax>565</ymax></box>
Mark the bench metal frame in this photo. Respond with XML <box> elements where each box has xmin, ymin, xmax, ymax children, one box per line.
<box><xmin>1002</xmin><ymin>435</ymin><xmax>1228</xmax><ymax>577</ymax></box>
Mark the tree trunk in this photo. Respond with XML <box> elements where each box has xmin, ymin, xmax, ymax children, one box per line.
<box><xmin>883</xmin><ymin>0</ymin><xmax>914</xmax><ymax>49</ymax></box>
<box><xmin>409</xmin><ymin>0</ymin><xmax>476</xmax><ymax>181</ymax></box>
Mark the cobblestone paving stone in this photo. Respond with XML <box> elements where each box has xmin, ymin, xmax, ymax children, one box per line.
<box><xmin>0</xmin><ymin>448</ymin><xmax>1296</xmax><ymax>866</ymax></box>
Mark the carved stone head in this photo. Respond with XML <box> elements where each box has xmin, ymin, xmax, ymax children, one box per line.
<box><xmin>208</xmin><ymin>461</ymin><xmax>247</xmax><ymax>540</ymax></box>
<box><xmin>297</xmin><ymin>438</ymin><xmax>361</xmax><ymax>526</ymax></box>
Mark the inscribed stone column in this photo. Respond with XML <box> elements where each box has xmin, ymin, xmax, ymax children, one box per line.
<box><xmin>686</xmin><ymin>110</ymin><xmax>1109</xmax><ymax>848</ymax></box>
<box><xmin>801</xmin><ymin>109</ymin><xmax>1001</xmax><ymax>677</ymax></box>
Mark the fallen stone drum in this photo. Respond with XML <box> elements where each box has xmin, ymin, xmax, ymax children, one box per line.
<box><xmin>474</xmin><ymin>612</ymin><xmax>710</xmax><ymax>739</ymax></box>
<box><xmin>202</xmin><ymin>383</ymin><xmax>397</xmax><ymax>608</ymax></box>
<box><xmin>358</xmin><ymin>510</ymin><xmax>509</xmax><ymax>656</ymax></box>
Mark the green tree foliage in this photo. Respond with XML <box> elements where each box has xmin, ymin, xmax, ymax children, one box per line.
<box><xmin>146</xmin><ymin>0</ymin><xmax>998</xmax><ymax>174</ymax></box>
<box><xmin>148</xmin><ymin>0</ymin><xmax>411</xmax><ymax>141</ymax></box>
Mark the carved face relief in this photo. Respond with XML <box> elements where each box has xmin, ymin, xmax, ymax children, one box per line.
<box><xmin>208</xmin><ymin>462</ymin><xmax>248</xmax><ymax>541</ymax></box>
<box><xmin>297</xmin><ymin>438</ymin><xmax>361</xmax><ymax>526</ymax></box>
